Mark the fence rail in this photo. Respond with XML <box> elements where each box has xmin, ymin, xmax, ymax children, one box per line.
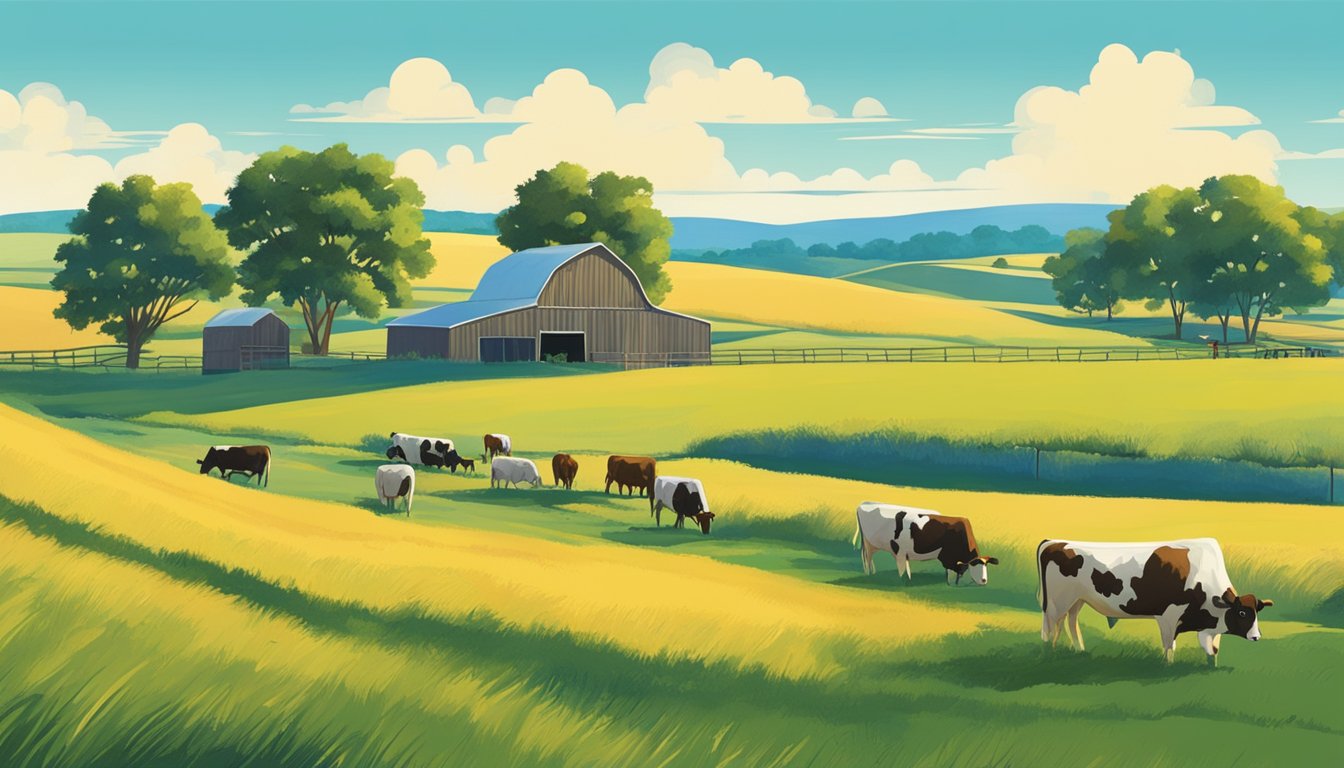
<box><xmin>707</xmin><ymin>344</ymin><xmax>1334</xmax><ymax>367</ymax></box>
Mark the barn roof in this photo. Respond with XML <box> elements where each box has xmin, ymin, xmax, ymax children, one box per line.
<box><xmin>204</xmin><ymin>308</ymin><xmax>278</xmax><ymax>328</ymax></box>
<box><xmin>389</xmin><ymin>242</ymin><xmax>612</xmax><ymax>329</ymax></box>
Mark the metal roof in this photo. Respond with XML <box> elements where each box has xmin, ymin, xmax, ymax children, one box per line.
<box><xmin>389</xmin><ymin>242</ymin><xmax>607</xmax><ymax>329</ymax></box>
<box><xmin>204</xmin><ymin>308</ymin><xmax>278</xmax><ymax>328</ymax></box>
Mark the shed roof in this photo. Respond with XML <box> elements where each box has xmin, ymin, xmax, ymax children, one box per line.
<box><xmin>204</xmin><ymin>308</ymin><xmax>279</xmax><ymax>328</ymax></box>
<box><xmin>389</xmin><ymin>242</ymin><xmax>609</xmax><ymax>329</ymax></box>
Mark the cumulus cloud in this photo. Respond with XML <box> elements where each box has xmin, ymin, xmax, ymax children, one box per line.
<box><xmin>0</xmin><ymin>83</ymin><xmax>252</xmax><ymax>214</ymax></box>
<box><xmin>954</xmin><ymin>44</ymin><xmax>1281</xmax><ymax>202</ymax></box>
<box><xmin>292</xmin><ymin>57</ymin><xmax>483</xmax><ymax>122</ymax></box>
<box><xmin>851</xmin><ymin>96</ymin><xmax>887</xmax><ymax>119</ymax></box>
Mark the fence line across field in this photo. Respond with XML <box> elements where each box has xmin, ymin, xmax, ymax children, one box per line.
<box><xmin>0</xmin><ymin>344</ymin><xmax>202</xmax><ymax>371</ymax></box>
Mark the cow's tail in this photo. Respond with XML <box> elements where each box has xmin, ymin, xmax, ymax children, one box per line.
<box><xmin>263</xmin><ymin>448</ymin><xmax>271</xmax><ymax>488</ymax></box>
<box><xmin>852</xmin><ymin>514</ymin><xmax>862</xmax><ymax>550</ymax></box>
<box><xmin>1035</xmin><ymin>539</ymin><xmax>1050</xmax><ymax>611</ymax></box>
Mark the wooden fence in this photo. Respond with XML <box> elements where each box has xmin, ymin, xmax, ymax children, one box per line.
<box><xmin>707</xmin><ymin>344</ymin><xmax>1333</xmax><ymax>366</ymax></box>
<box><xmin>0</xmin><ymin>344</ymin><xmax>202</xmax><ymax>371</ymax></box>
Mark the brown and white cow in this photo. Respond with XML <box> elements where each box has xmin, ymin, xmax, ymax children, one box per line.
<box><xmin>484</xmin><ymin>433</ymin><xmax>512</xmax><ymax>461</ymax></box>
<box><xmin>605</xmin><ymin>455</ymin><xmax>656</xmax><ymax>498</ymax></box>
<box><xmin>853</xmin><ymin>502</ymin><xmax>998</xmax><ymax>585</ymax></box>
<box><xmin>1037</xmin><ymin>538</ymin><xmax>1273</xmax><ymax>665</ymax></box>
<box><xmin>197</xmin><ymin>445</ymin><xmax>271</xmax><ymax>487</ymax></box>
<box><xmin>552</xmin><ymin>453</ymin><xmax>578</xmax><ymax>489</ymax></box>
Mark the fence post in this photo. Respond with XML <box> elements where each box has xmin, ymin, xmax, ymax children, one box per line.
<box><xmin>1332</xmin><ymin>466</ymin><xmax>1335</xmax><ymax>504</ymax></box>
<box><xmin>1035</xmin><ymin>447</ymin><xmax>1041</xmax><ymax>480</ymax></box>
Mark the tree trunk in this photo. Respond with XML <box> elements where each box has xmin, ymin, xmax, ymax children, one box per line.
<box><xmin>1249</xmin><ymin>298</ymin><xmax>1269</xmax><ymax>344</ymax></box>
<box><xmin>125</xmin><ymin>336</ymin><xmax>142</xmax><ymax>369</ymax></box>
<box><xmin>1218</xmin><ymin>312</ymin><xmax>1230</xmax><ymax>344</ymax></box>
<box><xmin>1167</xmin><ymin>288</ymin><xmax>1184</xmax><ymax>339</ymax></box>
<box><xmin>1106</xmin><ymin>303</ymin><xmax>1113</xmax><ymax>320</ymax></box>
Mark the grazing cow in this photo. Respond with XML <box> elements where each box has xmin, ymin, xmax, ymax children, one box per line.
<box><xmin>552</xmin><ymin>453</ymin><xmax>579</xmax><ymax>489</ymax></box>
<box><xmin>386</xmin><ymin>433</ymin><xmax>454</xmax><ymax>469</ymax></box>
<box><xmin>652</xmin><ymin>476</ymin><xmax>716</xmax><ymax>534</ymax></box>
<box><xmin>605</xmin><ymin>455</ymin><xmax>656</xmax><ymax>497</ymax></box>
<box><xmin>374</xmin><ymin>464</ymin><xmax>415</xmax><ymax>515</ymax></box>
<box><xmin>484</xmin><ymin>433</ymin><xmax>512</xmax><ymax>461</ymax></box>
<box><xmin>491</xmin><ymin>456</ymin><xmax>541</xmax><ymax>488</ymax></box>
<box><xmin>853</xmin><ymin>502</ymin><xmax>998</xmax><ymax>585</ymax></box>
<box><xmin>1037</xmin><ymin>538</ymin><xmax>1272</xmax><ymax>665</ymax></box>
<box><xmin>442</xmin><ymin>449</ymin><xmax>476</xmax><ymax>474</ymax></box>
<box><xmin>197</xmin><ymin>445</ymin><xmax>271</xmax><ymax>487</ymax></box>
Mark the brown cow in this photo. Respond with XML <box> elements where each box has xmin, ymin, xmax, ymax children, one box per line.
<box><xmin>552</xmin><ymin>453</ymin><xmax>578</xmax><ymax>489</ymax></box>
<box><xmin>484</xmin><ymin>433</ymin><xmax>511</xmax><ymax>461</ymax></box>
<box><xmin>605</xmin><ymin>455</ymin><xmax>656</xmax><ymax>498</ymax></box>
<box><xmin>198</xmin><ymin>445</ymin><xmax>271</xmax><ymax>487</ymax></box>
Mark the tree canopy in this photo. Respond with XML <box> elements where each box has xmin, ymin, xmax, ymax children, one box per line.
<box><xmin>51</xmin><ymin>175</ymin><xmax>234</xmax><ymax>368</ymax></box>
<box><xmin>215</xmin><ymin>144</ymin><xmax>433</xmax><ymax>355</ymax></box>
<box><xmin>1042</xmin><ymin>227</ymin><xmax>1123</xmax><ymax>319</ymax></box>
<box><xmin>496</xmin><ymin>162</ymin><xmax>674</xmax><ymax>304</ymax></box>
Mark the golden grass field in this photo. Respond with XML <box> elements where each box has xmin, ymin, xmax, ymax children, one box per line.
<box><xmin>0</xmin><ymin>286</ymin><xmax>112</xmax><ymax>349</ymax></box>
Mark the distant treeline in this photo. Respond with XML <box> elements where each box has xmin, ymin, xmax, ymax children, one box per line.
<box><xmin>692</xmin><ymin>224</ymin><xmax>1063</xmax><ymax>265</ymax></box>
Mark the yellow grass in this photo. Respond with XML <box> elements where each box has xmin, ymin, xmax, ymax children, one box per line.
<box><xmin>0</xmin><ymin>402</ymin><xmax>994</xmax><ymax>679</ymax></box>
<box><xmin>418</xmin><ymin>233</ymin><xmax>510</xmax><ymax>289</ymax></box>
<box><xmin>661</xmin><ymin>262</ymin><xmax>1145</xmax><ymax>345</ymax></box>
<box><xmin>161</xmin><ymin>359</ymin><xmax>1344</xmax><ymax>462</ymax></box>
<box><xmin>0</xmin><ymin>286</ymin><xmax>113</xmax><ymax>349</ymax></box>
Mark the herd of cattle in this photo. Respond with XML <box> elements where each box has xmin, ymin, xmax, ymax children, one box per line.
<box><xmin>193</xmin><ymin>441</ymin><xmax>1270</xmax><ymax>665</ymax></box>
<box><xmin>854</xmin><ymin>502</ymin><xmax>1271</xmax><ymax>666</ymax></box>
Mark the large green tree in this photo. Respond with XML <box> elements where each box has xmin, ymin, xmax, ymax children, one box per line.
<box><xmin>496</xmin><ymin>162</ymin><xmax>674</xmax><ymax>303</ymax></box>
<box><xmin>1043</xmin><ymin>227</ymin><xmax>1123</xmax><ymax>319</ymax></box>
<box><xmin>1186</xmin><ymin>175</ymin><xmax>1332</xmax><ymax>343</ymax></box>
<box><xmin>1107</xmin><ymin>184</ymin><xmax>1204</xmax><ymax>339</ymax></box>
<box><xmin>51</xmin><ymin>176</ymin><xmax>234</xmax><ymax>369</ymax></box>
<box><xmin>216</xmin><ymin>144</ymin><xmax>433</xmax><ymax>355</ymax></box>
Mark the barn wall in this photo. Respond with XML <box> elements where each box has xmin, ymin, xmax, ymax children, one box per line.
<box><xmin>538</xmin><ymin>249</ymin><xmax>645</xmax><ymax>309</ymax></box>
<box><xmin>387</xmin><ymin>326</ymin><xmax>451</xmax><ymax>359</ymax></box>
<box><xmin>445</xmin><ymin>307</ymin><xmax>709</xmax><ymax>362</ymax></box>
<box><xmin>201</xmin><ymin>315</ymin><xmax>291</xmax><ymax>373</ymax></box>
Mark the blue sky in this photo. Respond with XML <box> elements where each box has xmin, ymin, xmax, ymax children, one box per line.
<box><xmin>1</xmin><ymin>1</ymin><xmax>1341</xmax><ymax>220</ymax></box>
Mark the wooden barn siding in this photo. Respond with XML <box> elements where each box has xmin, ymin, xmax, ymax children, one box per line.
<box><xmin>538</xmin><ymin>249</ymin><xmax>645</xmax><ymax>308</ymax></box>
<box><xmin>387</xmin><ymin>326</ymin><xmax>453</xmax><ymax>359</ymax></box>
<box><xmin>447</xmin><ymin>307</ymin><xmax>709</xmax><ymax>360</ymax></box>
<box><xmin>201</xmin><ymin>315</ymin><xmax>291</xmax><ymax>371</ymax></box>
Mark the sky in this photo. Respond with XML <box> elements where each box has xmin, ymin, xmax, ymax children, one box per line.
<box><xmin>1</xmin><ymin>0</ymin><xmax>1341</xmax><ymax>222</ymax></box>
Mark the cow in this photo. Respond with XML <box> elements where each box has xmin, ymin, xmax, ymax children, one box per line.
<box><xmin>852</xmin><ymin>502</ymin><xmax>998</xmax><ymax>585</ymax></box>
<box><xmin>652</xmin><ymin>476</ymin><xmax>716</xmax><ymax>534</ymax></box>
<box><xmin>1036</xmin><ymin>538</ymin><xmax>1272</xmax><ymax>666</ymax></box>
<box><xmin>442</xmin><ymin>449</ymin><xmax>475</xmax><ymax>474</ymax></box>
<box><xmin>490</xmin><ymin>456</ymin><xmax>541</xmax><ymax>489</ymax></box>
<box><xmin>197</xmin><ymin>445</ymin><xmax>271</xmax><ymax>487</ymax></box>
<box><xmin>374</xmin><ymin>464</ymin><xmax>415</xmax><ymax>515</ymax></box>
<box><xmin>386</xmin><ymin>433</ymin><xmax>454</xmax><ymax>469</ymax></box>
<box><xmin>605</xmin><ymin>455</ymin><xmax>656</xmax><ymax>497</ymax></box>
<box><xmin>552</xmin><ymin>453</ymin><xmax>579</xmax><ymax>489</ymax></box>
<box><xmin>484</xmin><ymin>433</ymin><xmax>512</xmax><ymax>461</ymax></box>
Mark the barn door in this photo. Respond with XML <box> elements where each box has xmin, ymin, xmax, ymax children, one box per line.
<box><xmin>479</xmin><ymin>336</ymin><xmax>536</xmax><ymax>363</ymax></box>
<box><xmin>539</xmin><ymin>332</ymin><xmax>585</xmax><ymax>363</ymax></box>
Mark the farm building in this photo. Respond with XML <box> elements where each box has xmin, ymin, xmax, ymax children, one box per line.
<box><xmin>387</xmin><ymin>242</ymin><xmax>710</xmax><ymax>366</ymax></box>
<box><xmin>201</xmin><ymin>308</ymin><xmax>291</xmax><ymax>374</ymax></box>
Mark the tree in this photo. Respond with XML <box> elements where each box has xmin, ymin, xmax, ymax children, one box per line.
<box><xmin>1187</xmin><ymin>176</ymin><xmax>1332</xmax><ymax>343</ymax></box>
<box><xmin>51</xmin><ymin>176</ymin><xmax>233</xmax><ymax>369</ymax></box>
<box><xmin>496</xmin><ymin>162</ymin><xmax>674</xmax><ymax>303</ymax></box>
<box><xmin>1107</xmin><ymin>185</ymin><xmax>1204</xmax><ymax>339</ymax></box>
<box><xmin>216</xmin><ymin>144</ymin><xmax>433</xmax><ymax>355</ymax></box>
<box><xmin>1044</xmin><ymin>228</ymin><xmax>1122</xmax><ymax>319</ymax></box>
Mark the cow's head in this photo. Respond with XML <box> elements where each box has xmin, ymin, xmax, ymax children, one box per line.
<box><xmin>196</xmin><ymin>448</ymin><xmax>219</xmax><ymax>476</ymax></box>
<box><xmin>954</xmin><ymin>555</ymin><xmax>1000</xmax><ymax>586</ymax></box>
<box><xmin>386</xmin><ymin>446</ymin><xmax>405</xmax><ymax>461</ymax></box>
<box><xmin>434</xmin><ymin>440</ymin><xmax>450</xmax><ymax>454</ymax></box>
<box><xmin>1212</xmin><ymin>587</ymin><xmax>1273</xmax><ymax>641</ymax></box>
<box><xmin>693</xmin><ymin>511</ymin><xmax>716</xmax><ymax>534</ymax></box>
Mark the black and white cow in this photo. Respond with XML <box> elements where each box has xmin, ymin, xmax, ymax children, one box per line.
<box><xmin>386</xmin><ymin>432</ymin><xmax>454</xmax><ymax>469</ymax></box>
<box><xmin>197</xmin><ymin>445</ymin><xmax>271</xmax><ymax>486</ymax></box>
<box><xmin>375</xmin><ymin>464</ymin><xmax>415</xmax><ymax>515</ymax></box>
<box><xmin>652</xmin><ymin>476</ymin><xmax>715</xmax><ymax>534</ymax></box>
<box><xmin>853</xmin><ymin>502</ymin><xmax>998</xmax><ymax>585</ymax></box>
<box><xmin>1037</xmin><ymin>538</ymin><xmax>1273</xmax><ymax>665</ymax></box>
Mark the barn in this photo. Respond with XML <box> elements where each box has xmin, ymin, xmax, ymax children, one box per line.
<box><xmin>386</xmin><ymin>242</ymin><xmax>710</xmax><ymax>366</ymax></box>
<box><xmin>201</xmin><ymin>308</ymin><xmax>291</xmax><ymax>374</ymax></box>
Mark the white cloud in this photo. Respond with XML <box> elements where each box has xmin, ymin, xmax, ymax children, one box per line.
<box><xmin>851</xmin><ymin>96</ymin><xmax>887</xmax><ymax>119</ymax></box>
<box><xmin>954</xmin><ymin>44</ymin><xmax>1282</xmax><ymax>203</ymax></box>
<box><xmin>1278</xmin><ymin>147</ymin><xmax>1344</xmax><ymax>161</ymax></box>
<box><xmin>292</xmin><ymin>57</ymin><xmax>484</xmax><ymax>122</ymax></box>
<box><xmin>0</xmin><ymin>83</ymin><xmax>253</xmax><ymax>214</ymax></box>
<box><xmin>1309</xmin><ymin>109</ymin><xmax>1344</xmax><ymax>124</ymax></box>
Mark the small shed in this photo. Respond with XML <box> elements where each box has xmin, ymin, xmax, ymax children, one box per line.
<box><xmin>202</xmin><ymin>308</ymin><xmax>290</xmax><ymax>374</ymax></box>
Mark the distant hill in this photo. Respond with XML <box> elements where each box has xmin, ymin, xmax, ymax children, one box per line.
<box><xmin>667</xmin><ymin>203</ymin><xmax>1117</xmax><ymax>250</ymax></box>
<box><xmin>0</xmin><ymin>207</ymin><xmax>497</xmax><ymax>236</ymax></box>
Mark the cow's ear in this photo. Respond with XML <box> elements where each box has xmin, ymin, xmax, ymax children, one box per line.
<box><xmin>1211</xmin><ymin>594</ymin><xmax>1230</xmax><ymax>609</ymax></box>
<box><xmin>1221</xmin><ymin>587</ymin><xmax>1238</xmax><ymax>604</ymax></box>
<box><xmin>1257</xmin><ymin>599</ymin><xmax>1273</xmax><ymax>611</ymax></box>
<box><xmin>986</xmin><ymin>557</ymin><xmax>1000</xmax><ymax>566</ymax></box>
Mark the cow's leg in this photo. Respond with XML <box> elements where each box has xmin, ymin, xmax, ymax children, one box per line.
<box><xmin>654</xmin><ymin>501</ymin><xmax>662</xmax><ymax>527</ymax></box>
<box><xmin>1042</xmin><ymin>604</ymin><xmax>1066</xmax><ymax>647</ymax></box>
<box><xmin>1159</xmin><ymin>620</ymin><xmax>1178</xmax><ymax>664</ymax></box>
<box><xmin>1198</xmin><ymin>631</ymin><xmax>1220</xmax><ymax>667</ymax></box>
<box><xmin>858</xmin><ymin>540</ymin><xmax>872</xmax><ymax>574</ymax></box>
<box><xmin>1066</xmin><ymin>601</ymin><xmax>1085</xmax><ymax>651</ymax></box>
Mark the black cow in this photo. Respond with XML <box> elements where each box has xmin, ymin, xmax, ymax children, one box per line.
<box><xmin>198</xmin><ymin>445</ymin><xmax>271</xmax><ymax>487</ymax></box>
<box><xmin>442</xmin><ymin>449</ymin><xmax>476</xmax><ymax>474</ymax></box>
